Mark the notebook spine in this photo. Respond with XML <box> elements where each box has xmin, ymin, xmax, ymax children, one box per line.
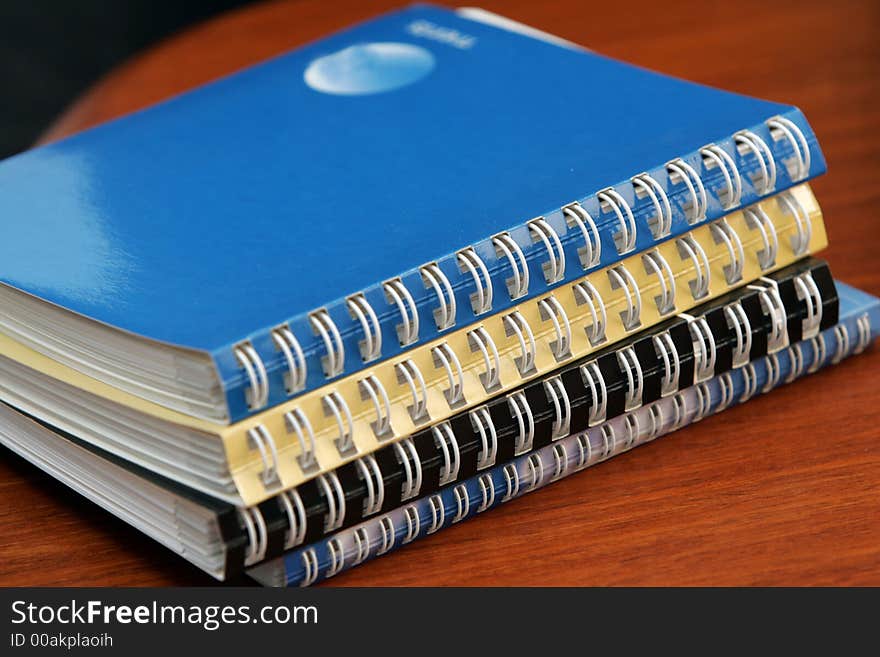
<box><xmin>223</xmin><ymin>189</ymin><xmax>826</xmax><ymax>505</ymax></box>
<box><xmin>218</xmin><ymin>108</ymin><xmax>824</xmax><ymax>421</ymax></box>
<box><xmin>232</xmin><ymin>259</ymin><xmax>837</xmax><ymax>567</ymax></box>
<box><xmin>263</xmin><ymin>307</ymin><xmax>875</xmax><ymax>586</ymax></box>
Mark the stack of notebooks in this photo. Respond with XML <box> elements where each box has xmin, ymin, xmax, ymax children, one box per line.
<box><xmin>0</xmin><ymin>5</ymin><xmax>875</xmax><ymax>586</ymax></box>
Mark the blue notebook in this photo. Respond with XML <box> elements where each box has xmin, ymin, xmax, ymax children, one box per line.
<box><xmin>0</xmin><ymin>4</ymin><xmax>826</xmax><ymax>422</ymax></box>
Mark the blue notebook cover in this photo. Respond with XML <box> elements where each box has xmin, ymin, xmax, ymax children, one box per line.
<box><xmin>260</xmin><ymin>282</ymin><xmax>879</xmax><ymax>586</ymax></box>
<box><xmin>0</xmin><ymin>4</ymin><xmax>826</xmax><ymax>422</ymax></box>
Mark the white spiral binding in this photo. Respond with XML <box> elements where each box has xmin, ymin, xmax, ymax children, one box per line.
<box><xmin>393</xmin><ymin>438</ymin><xmax>423</xmax><ymax>501</ymax></box>
<box><xmin>617</xmin><ymin>346</ymin><xmax>644</xmax><ymax>411</ymax></box>
<box><xmin>743</xmin><ymin>206</ymin><xmax>779</xmax><ymax>271</ymax></box>
<box><xmin>653</xmin><ymin>331</ymin><xmax>681</xmax><ymax>397</ymax></box>
<box><xmin>600</xmin><ymin>424</ymin><xmax>616</xmax><ymax>459</ymax></box>
<box><xmin>352</xmin><ymin>527</ymin><xmax>370</xmax><ymax>565</ymax></box>
<box><xmin>684</xmin><ymin>313</ymin><xmax>717</xmax><ymax>383</ymax></box>
<box><xmin>359</xmin><ymin>374</ymin><xmax>393</xmax><ymax>438</ymax></box>
<box><xmin>642</xmin><ymin>249</ymin><xmax>676</xmax><ymax>314</ymax></box>
<box><xmin>763</xmin><ymin>353</ymin><xmax>782</xmax><ymax>393</ymax></box>
<box><xmin>710</xmin><ymin>219</ymin><xmax>745</xmax><ymax>285</ymax></box>
<box><xmin>316</xmin><ymin>471</ymin><xmax>346</xmax><ymax>532</ymax></box>
<box><xmin>608</xmin><ymin>264</ymin><xmax>642</xmax><ymax>330</ymax></box>
<box><xmin>724</xmin><ymin>302</ymin><xmax>753</xmax><ymax>368</ymax></box>
<box><xmin>766</xmin><ymin>116</ymin><xmax>811</xmax><ymax>181</ymax></box>
<box><xmin>309</xmin><ymin>309</ymin><xmax>345</xmax><ymax>379</ymax></box>
<box><xmin>667</xmin><ymin>158</ymin><xmax>708</xmax><ymax>224</ymax></box>
<box><xmin>526</xmin><ymin>453</ymin><xmax>544</xmax><ymax>492</ymax></box>
<box><xmin>239</xmin><ymin>506</ymin><xmax>268</xmax><ymax>566</ymax></box>
<box><xmin>632</xmin><ymin>172</ymin><xmax>673</xmax><ymax>239</ymax></box>
<box><xmin>624</xmin><ymin>412</ymin><xmax>640</xmax><ymax>447</ymax></box>
<box><xmin>808</xmin><ymin>333</ymin><xmax>826</xmax><ymax>373</ymax></box>
<box><xmin>552</xmin><ymin>442</ymin><xmax>568</xmax><ymax>481</ymax></box>
<box><xmin>562</xmin><ymin>201</ymin><xmax>602</xmax><ymax>269</ymax></box>
<box><xmin>403</xmin><ymin>506</ymin><xmax>420</xmax><ymax>544</ymax></box>
<box><xmin>776</xmin><ymin>191</ymin><xmax>812</xmax><ymax>256</ymax></box>
<box><xmin>717</xmin><ymin>372</ymin><xmax>734</xmax><ymax>411</ymax></box>
<box><xmin>477</xmin><ymin>473</ymin><xmax>495</xmax><ymax>512</ymax></box>
<box><xmin>572</xmin><ymin>279</ymin><xmax>608</xmax><ymax>345</ymax></box>
<box><xmin>749</xmin><ymin>279</ymin><xmax>788</xmax><ymax>353</ymax></box>
<box><xmin>508</xmin><ymin>391</ymin><xmax>535</xmax><ymax>455</ymax></box>
<box><xmin>492</xmin><ymin>232</ymin><xmax>530</xmax><ymax>299</ymax></box>
<box><xmin>740</xmin><ymin>363</ymin><xmax>758</xmax><ymax>402</ymax></box>
<box><xmin>271</xmin><ymin>326</ymin><xmax>307</xmax><ymax>394</ymax></box>
<box><xmin>647</xmin><ymin>402</ymin><xmax>665</xmax><ymax>439</ymax></box>
<box><xmin>832</xmin><ymin>324</ymin><xmax>850</xmax><ymax>364</ymax></box>
<box><xmin>468</xmin><ymin>326</ymin><xmax>502</xmax><ymax>391</ymax></box>
<box><xmin>283</xmin><ymin>408</ymin><xmax>319</xmax><ymax>474</ymax></box>
<box><xmin>395</xmin><ymin>359</ymin><xmax>429</xmax><ymax>423</ymax></box>
<box><xmin>377</xmin><ymin>516</ymin><xmax>395</xmax><ymax>555</ymax></box>
<box><xmin>581</xmin><ymin>361</ymin><xmax>607</xmax><ymax>426</ymax></box>
<box><xmin>785</xmin><ymin>344</ymin><xmax>805</xmax><ymax>384</ymax></box>
<box><xmin>670</xmin><ymin>393</ymin><xmax>687</xmax><ymax>431</ymax></box>
<box><xmin>690</xmin><ymin>386</ymin><xmax>705</xmax><ymax>422</ymax></box>
<box><xmin>246</xmin><ymin>424</ymin><xmax>280</xmax><ymax>486</ymax></box>
<box><xmin>322</xmin><ymin>390</ymin><xmax>356</xmax><ymax>456</ymax></box>
<box><xmin>279</xmin><ymin>488</ymin><xmax>307</xmax><ymax>549</ymax></box>
<box><xmin>420</xmin><ymin>262</ymin><xmax>457</xmax><ymax>331</ymax></box>
<box><xmin>528</xmin><ymin>217</ymin><xmax>567</xmax><ymax>284</ymax></box>
<box><xmin>855</xmin><ymin>313</ymin><xmax>872</xmax><ymax>354</ymax></box>
<box><xmin>598</xmin><ymin>187</ymin><xmax>638</xmax><ymax>254</ymax></box>
<box><xmin>735</xmin><ymin>130</ymin><xmax>777</xmax><ymax>195</ymax></box>
<box><xmin>326</xmin><ymin>538</ymin><xmax>344</xmax><ymax>578</ymax></box>
<box><xmin>346</xmin><ymin>294</ymin><xmax>382</xmax><ymax>363</ymax></box>
<box><xmin>690</xmin><ymin>386</ymin><xmax>706</xmax><ymax>422</ymax></box>
<box><xmin>234</xmin><ymin>342</ymin><xmax>269</xmax><ymax>411</ymax></box>
<box><xmin>502</xmin><ymin>464</ymin><xmax>520</xmax><ymax>501</ymax></box>
<box><xmin>794</xmin><ymin>272</ymin><xmax>823</xmax><ymax>340</ymax></box>
<box><xmin>432</xmin><ymin>342</ymin><xmax>465</xmax><ymax>407</ymax></box>
<box><xmin>452</xmin><ymin>484</ymin><xmax>470</xmax><ymax>523</ymax></box>
<box><xmin>692</xmin><ymin>383</ymin><xmax>711</xmax><ymax>422</ymax></box>
<box><xmin>433</xmin><ymin>422</ymin><xmax>461</xmax><ymax>486</ymax></box>
<box><xmin>538</xmin><ymin>295</ymin><xmax>573</xmax><ymax>360</ymax></box>
<box><xmin>471</xmin><ymin>407</ymin><xmax>498</xmax><ymax>470</ymax></box>
<box><xmin>383</xmin><ymin>278</ymin><xmax>419</xmax><ymax>346</ymax></box>
<box><xmin>457</xmin><ymin>247</ymin><xmax>494</xmax><ymax>315</ymax></box>
<box><xmin>676</xmin><ymin>235</ymin><xmax>712</xmax><ymax>300</ymax></box>
<box><xmin>700</xmin><ymin>144</ymin><xmax>743</xmax><ymax>209</ymax></box>
<box><xmin>544</xmin><ymin>376</ymin><xmax>571</xmax><ymax>439</ymax></box>
<box><xmin>575</xmin><ymin>433</ymin><xmax>593</xmax><ymax>470</ymax></box>
<box><xmin>503</xmin><ymin>311</ymin><xmax>537</xmax><ymax>374</ymax></box>
<box><xmin>299</xmin><ymin>549</ymin><xmax>319</xmax><ymax>587</ymax></box>
<box><xmin>355</xmin><ymin>454</ymin><xmax>384</xmax><ymax>517</ymax></box>
<box><xmin>427</xmin><ymin>495</ymin><xmax>445</xmax><ymax>533</ymax></box>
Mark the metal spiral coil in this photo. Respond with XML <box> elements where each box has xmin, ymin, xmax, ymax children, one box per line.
<box><xmin>700</xmin><ymin>143</ymin><xmax>743</xmax><ymax>209</ymax></box>
<box><xmin>632</xmin><ymin>172</ymin><xmax>673</xmax><ymax>239</ymax></box>
<box><xmin>735</xmin><ymin>129</ymin><xmax>777</xmax><ymax>195</ymax></box>
<box><xmin>766</xmin><ymin>116</ymin><xmax>811</xmax><ymax>181</ymax></box>
<box><xmin>562</xmin><ymin>201</ymin><xmax>602</xmax><ymax>269</ymax></box>
<box><xmin>598</xmin><ymin>187</ymin><xmax>638</xmax><ymax>254</ymax></box>
<box><xmin>492</xmin><ymin>232</ymin><xmax>530</xmax><ymax>299</ymax></box>
<box><xmin>457</xmin><ymin>247</ymin><xmax>494</xmax><ymax>315</ymax></box>
<box><xmin>667</xmin><ymin>158</ymin><xmax>707</xmax><ymax>224</ymax></box>
<box><xmin>528</xmin><ymin>217</ymin><xmax>567</xmax><ymax>284</ymax></box>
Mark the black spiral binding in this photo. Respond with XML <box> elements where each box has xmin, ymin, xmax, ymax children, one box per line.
<box><xmin>232</xmin><ymin>258</ymin><xmax>838</xmax><ymax>567</ymax></box>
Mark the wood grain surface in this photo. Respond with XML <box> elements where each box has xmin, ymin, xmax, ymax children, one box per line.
<box><xmin>1</xmin><ymin>0</ymin><xmax>878</xmax><ymax>586</ymax></box>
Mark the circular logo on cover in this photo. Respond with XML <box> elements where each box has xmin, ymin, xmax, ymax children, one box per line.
<box><xmin>304</xmin><ymin>42</ymin><xmax>435</xmax><ymax>95</ymax></box>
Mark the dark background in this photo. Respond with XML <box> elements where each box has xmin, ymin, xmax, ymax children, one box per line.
<box><xmin>0</xmin><ymin>0</ymin><xmax>257</xmax><ymax>158</ymax></box>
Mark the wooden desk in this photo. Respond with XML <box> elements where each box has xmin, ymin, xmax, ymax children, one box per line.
<box><xmin>1</xmin><ymin>0</ymin><xmax>878</xmax><ymax>586</ymax></box>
